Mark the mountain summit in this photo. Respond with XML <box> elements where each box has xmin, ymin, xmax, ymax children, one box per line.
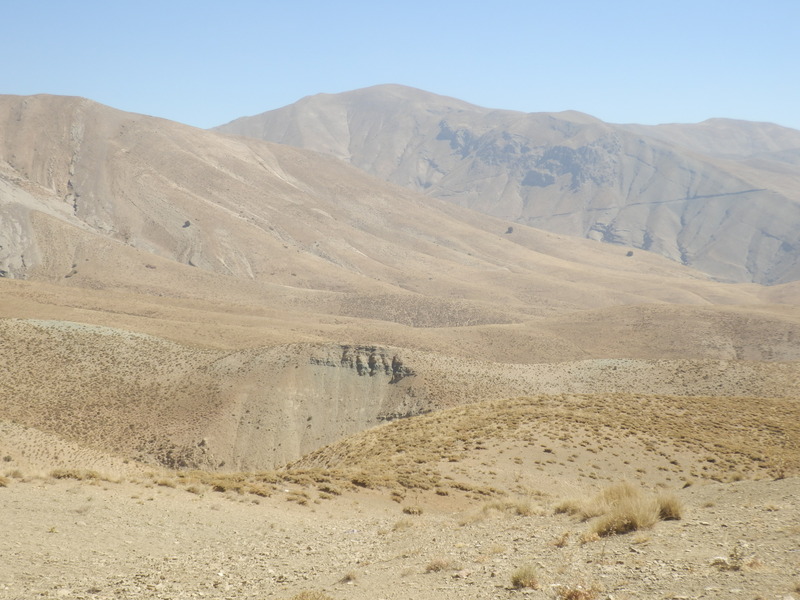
<box><xmin>216</xmin><ymin>84</ymin><xmax>800</xmax><ymax>285</ymax></box>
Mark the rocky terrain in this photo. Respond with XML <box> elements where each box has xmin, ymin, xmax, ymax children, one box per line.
<box><xmin>216</xmin><ymin>84</ymin><xmax>800</xmax><ymax>285</ymax></box>
<box><xmin>1</xmin><ymin>395</ymin><xmax>798</xmax><ymax>599</ymax></box>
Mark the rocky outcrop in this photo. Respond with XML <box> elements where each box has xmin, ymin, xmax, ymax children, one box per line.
<box><xmin>310</xmin><ymin>345</ymin><xmax>414</xmax><ymax>383</ymax></box>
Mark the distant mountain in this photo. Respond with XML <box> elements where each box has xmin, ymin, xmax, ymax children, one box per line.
<box><xmin>2</xmin><ymin>92</ymin><xmax>767</xmax><ymax>317</ymax></box>
<box><xmin>215</xmin><ymin>84</ymin><xmax>800</xmax><ymax>285</ymax></box>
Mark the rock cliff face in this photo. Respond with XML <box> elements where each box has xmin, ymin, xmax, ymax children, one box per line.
<box><xmin>0</xmin><ymin>318</ymin><xmax>432</xmax><ymax>472</ymax></box>
<box><xmin>180</xmin><ymin>343</ymin><xmax>429</xmax><ymax>471</ymax></box>
<box><xmin>310</xmin><ymin>345</ymin><xmax>415</xmax><ymax>383</ymax></box>
<box><xmin>216</xmin><ymin>85</ymin><xmax>800</xmax><ymax>284</ymax></box>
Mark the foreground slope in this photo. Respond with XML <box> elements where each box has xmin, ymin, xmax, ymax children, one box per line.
<box><xmin>216</xmin><ymin>84</ymin><xmax>800</xmax><ymax>284</ymax></box>
<box><xmin>1</xmin><ymin>393</ymin><xmax>797</xmax><ymax>599</ymax></box>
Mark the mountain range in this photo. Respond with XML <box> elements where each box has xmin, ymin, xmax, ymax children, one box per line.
<box><xmin>216</xmin><ymin>84</ymin><xmax>800</xmax><ymax>285</ymax></box>
<box><xmin>1</xmin><ymin>87</ymin><xmax>799</xmax><ymax>599</ymax></box>
<box><xmin>1</xmin><ymin>90</ymin><xmax>798</xmax><ymax>472</ymax></box>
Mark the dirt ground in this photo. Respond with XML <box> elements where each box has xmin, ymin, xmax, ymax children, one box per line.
<box><xmin>1</xmin><ymin>474</ymin><xmax>798</xmax><ymax>600</ymax></box>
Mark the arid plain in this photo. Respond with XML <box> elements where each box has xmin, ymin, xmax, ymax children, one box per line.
<box><xmin>1</xmin><ymin>92</ymin><xmax>798</xmax><ymax>599</ymax></box>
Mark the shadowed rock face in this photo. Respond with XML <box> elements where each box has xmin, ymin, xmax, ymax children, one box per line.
<box><xmin>216</xmin><ymin>84</ymin><xmax>800</xmax><ymax>285</ymax></box>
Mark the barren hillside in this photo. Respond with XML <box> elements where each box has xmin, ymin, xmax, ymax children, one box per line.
<box><xmin>216</xmin><ymin>84</ymin><xmax>800</xmax><ymax>284</ymax></box>
<box><xmin>0</xmin><ymin>92</ymin><xmax>798</xmax><ymax>599</ymax></box>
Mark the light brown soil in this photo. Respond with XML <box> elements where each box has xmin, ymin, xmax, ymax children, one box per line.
<box><xmin>1</xmin><ymin>472</ymin><xmax>797</xmax><ymax>599</ymax></box>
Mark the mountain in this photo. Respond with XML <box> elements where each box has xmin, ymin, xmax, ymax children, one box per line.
<box><xmin>1</xmin><ymin>92</ymin><xmax>798</xmax><ymax>474</ymax></box>
<box><xmin>3</xmin><ymin>93</ymin><xmax>783</xmax><ymax>314</ymax></box>
<box><xmin>215</xmin><ymin>84</ymin><xmax>800</xmax><ymax>285</ymax></box>
<box><xmin>0</xmin><ymin>92</ymin><xmax>798</xmax><ymax>600</ymax></box>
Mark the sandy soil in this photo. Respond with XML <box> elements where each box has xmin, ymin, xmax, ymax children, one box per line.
<box><xmin>1</xmin><ymin>475</ymin><xmax>798</xmax><ymax>600</ymax></box>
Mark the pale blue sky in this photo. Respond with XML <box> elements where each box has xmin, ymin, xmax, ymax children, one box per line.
<box><xmin>4</xmin><ymin>1</ymin><xmax>799</xmax><ymax>129</ymax></box>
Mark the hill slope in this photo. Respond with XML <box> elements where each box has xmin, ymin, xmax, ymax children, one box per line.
<box><xmin>216</xmin><ymin>84</ymin><xmax>800</xmax><ymax>285</ymax></box>
<box><xmin>2</xmin><ymin>92</ymin><xmax>765</xmax><ymax>312</ymax></box>
<box><xmin>1</xmin><ymin>93</ymin><xmax>799</xmax><ymax>474</ymax></box>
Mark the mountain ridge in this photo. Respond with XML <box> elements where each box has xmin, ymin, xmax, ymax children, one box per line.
<box><xmin>215</xmin><ymin>84</ymin><xmax>800</xmax><ymax>285</ymax></box>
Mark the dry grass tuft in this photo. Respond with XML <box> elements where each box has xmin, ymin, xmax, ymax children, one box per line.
<box><xmin>553</xmin><ymin>531</ymin><xmax>571</xmax><ymax>548</ymax></box>
<box><xmin>510</xmin><ymin>564</ymin><xmax>539</xmax><ymax>589</ymax></box>
<box><xmin>554</xmin><ymin>497</ymin><xmax>604</xmax><ymax>521</ymax></box>
<box><xmin>0</xmin><ymin>475</ymin><xmax>10</xmax><ymax>487</ymax></box>
<box><xmin>425</xmin><ymin>557</ymin><xmax>455</xmax><ymax>573</ymax></box>
<box><xmin>558</xmin><ymin>482</ymin><xmax>680</xmax><ymax>538</ymax></box>
<box><xmin>50</xmin><ymin>468</ymin><xmax>105</xmax><ymax>481</ymax></box>
<box><xmin>483</xmin><ymin>496</ymin><xmax>539</xmax><ymax>517</ymax></box>
<box><xmin>402</xmin><ymin>505</ymin><xmax>423</xmax><ymax>515</ymax></box>
<box><xmin>656</xmin><ymin>492</ymin><xmax>683</xmax><ymax>520</ymax></box>
<box><xmin>338</xmin><ymin>570</ymin><xmax>357</xmax><ymax>583</ymax></box>
<box><xmin>590</xmin><ymin>497</ymin><xmax>659</xmax><ymax>537</ymax></box>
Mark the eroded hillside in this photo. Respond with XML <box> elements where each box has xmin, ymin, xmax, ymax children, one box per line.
<box><xmin>216</xmin><ymin>84</ymin><xmax>800</xmax><ymax>284</ymax></box>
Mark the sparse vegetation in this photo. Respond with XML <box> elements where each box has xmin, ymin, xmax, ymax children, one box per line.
<box><xmin>425</xmin><ymin>557</ymin><xmax>455</xmax><ymax>573</ymax></box>
<box><xmin>1</xmin><ymin>99</ymin><xmax>798</xmax><ymax>600</ymax></box>
<box><xmin>511</xmin><ymin>564</ymin><xmax>539</xmax><ymax>589</ymax></box>
<box><xmin>557</xmin><ymin>482</ymin><xmax>680</xmax><ymax>538</ymax></box>
<box><xmin>49</xmin><ymin>469</ymin><xmax>104</xmax><ymax>481</ymax></box>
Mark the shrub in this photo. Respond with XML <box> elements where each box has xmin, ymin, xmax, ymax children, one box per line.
<box><xmin>425</xmin><ymin>558</ymin><xmax>455</xmax><ymax>573</ymax></box>
<box><xmin>589</xmin><ymin>492</ymin><xmax>659</xmax><ymax>537</ymax></box>
<box><xmin>510</xmin><ymin>564</ymin><xmax>539</xmax><ymax>589</ymax></box>
<box><xmin>656</xmin><ymin>492</ymin><xmax>683</xmax><ymax>520</ymax></box>
<box><xmin>558</xmin><ymin>482</ymin><xmax>681</xmax><ymax>539</ymax></box>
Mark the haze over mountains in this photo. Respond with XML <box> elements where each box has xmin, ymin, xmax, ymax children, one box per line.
<box><xmin>216</xmin><ymin>84</ymin><xmax>800</xmax><ymax>285</ymax></box>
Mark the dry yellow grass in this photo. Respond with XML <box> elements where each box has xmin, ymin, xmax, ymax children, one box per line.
<box><xmin>511</xmin><ymin>564</ymin><xmax>539</xmax><ymax>589</ymax></box>
<box><xmin>557</xmin><ymin>482</ymin><xmax>682</xmax><ymax>539</ymax></box>
<box><xmin>289</xmin><ymin>394</ymin><xmax>799</xmax><ymax>500</ymax></box>
<box><xmin>424</xmin><ymin>558</ymin><xmax>456</xmax><ymax>573</ymax></box>
<box><xmin>656</xmin><ymin>492</ymin><xmax>684</xmax><ymax>520</ymax></box>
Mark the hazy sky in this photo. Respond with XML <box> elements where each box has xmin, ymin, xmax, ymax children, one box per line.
<box><xmin>4</xmin><ymin>1</ymin><xmax>799</xmax><ymax>129</ymax></box>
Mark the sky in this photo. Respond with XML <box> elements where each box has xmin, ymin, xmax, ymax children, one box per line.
<box><xmin>3</xmin><ymin>1</ymin><xmax>799</xmax><ymax>130</ymax></box>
